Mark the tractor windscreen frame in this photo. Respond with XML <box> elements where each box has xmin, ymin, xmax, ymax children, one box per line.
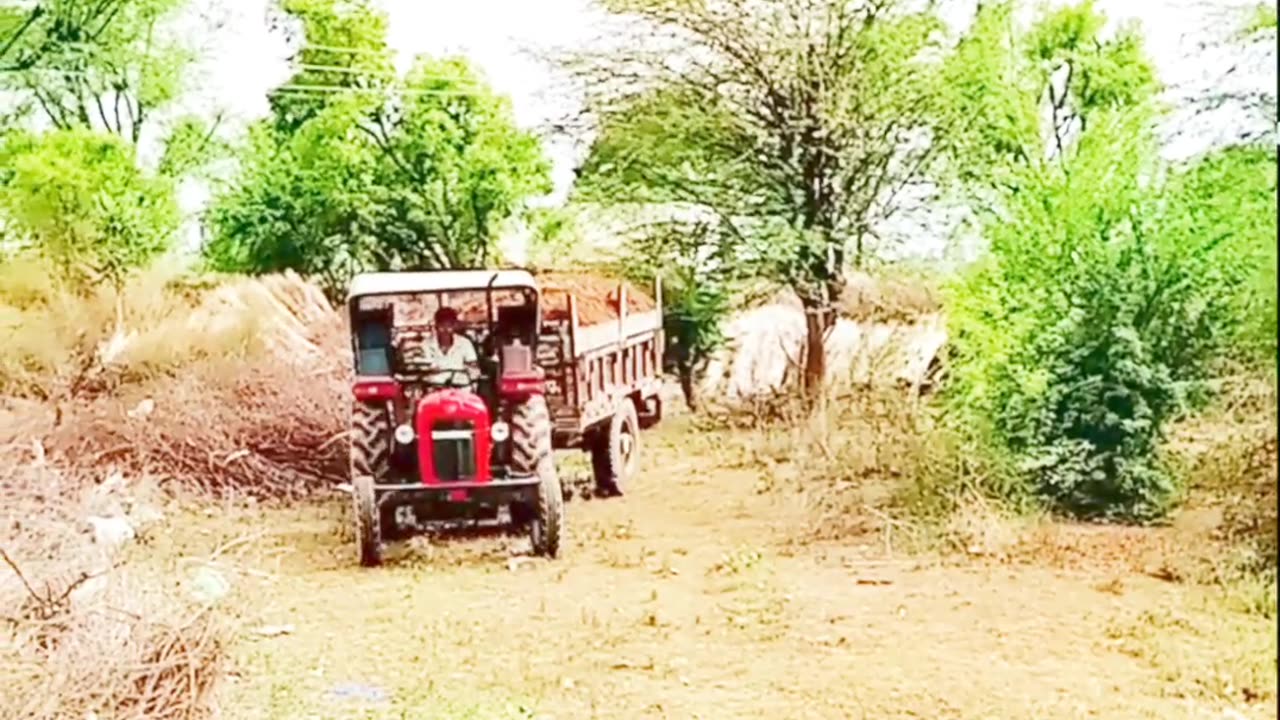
<box><xmin>346</xmin><ymin>271</ymin><xmax>542</xmax><ymax>378</ymax></box>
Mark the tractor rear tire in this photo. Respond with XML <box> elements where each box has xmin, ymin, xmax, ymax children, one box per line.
<box><xmin>352</xmin><ymin>474</ymin><xmax>382</xmax><ymax>567</ymax></box>
<box><xmin>591</xmin><ymin>398</ymin><xmax>639</xmax><ymax>496</ymax></box>
<box><xmin>510</xmin><ymin>395</ymin><xmax>561</xmax><ymax>556</ymax></box>
<box><xmin>510</xmin><ymin>394</ymin><xmax>552</xmax><ymax>475</ymax></box>
<box><xmin>350</xmin><ymin>401</ymin><xmax>392</xmax><ymax>480</ymax></box>
<box><xmin>530</xmin><ymin>454</ymin><xmax>563</xmax><ymax>558</ymax></box>
<box><xmin>350</xmin><ymin>401</ymin><xmax>391</xmax><ymax>567</ymax></box>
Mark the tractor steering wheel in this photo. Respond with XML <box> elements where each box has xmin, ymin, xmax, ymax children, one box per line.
<box><xmin>422</xmin><ymin>367</ymin><xmax>474</xmax><ymax>389</ymax></box>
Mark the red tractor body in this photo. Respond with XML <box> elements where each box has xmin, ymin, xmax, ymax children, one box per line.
<box><xmin>414</xmin><ymin>388</ymin><xmax>493</xmax><ymax>486</ymax></box>
<box><xmin>344</xmin><ymin>270</ymin><xmax>563</xmax><ymax>567</ymax></box>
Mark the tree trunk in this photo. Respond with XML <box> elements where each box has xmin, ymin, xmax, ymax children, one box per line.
<box><xmin>677</xmin><ymin>360</ymin><xmax>699</xmax><ymax>412</ymax></box>
<box><xmin>802</xmin><ymin>308</ymin><xmax>826</xmax><ymax>401</ymax></box>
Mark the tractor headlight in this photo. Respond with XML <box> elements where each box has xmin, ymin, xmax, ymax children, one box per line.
<box><xmin>394</xmin><ymin>424</ymin><xmax>416</xmax><ymax>445</ymax></box>
<box><xmin>490</xmin><ymin>421</ymin><xmax>510</xmax><ymax>442</ymax></box>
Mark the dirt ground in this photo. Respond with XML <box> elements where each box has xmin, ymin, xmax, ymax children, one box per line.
<box><xmin>141</xmin><ymin>416</ymin><xmax>1276</xmax><ymax>720</ymax></box>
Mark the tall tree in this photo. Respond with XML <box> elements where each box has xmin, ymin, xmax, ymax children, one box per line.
<box><xmin>0</xmin><ymin>0</ymin><xmax>193</xmax><ymax>145</ymax></box>
<box><xmin>564</xmin><ymin>0</ymin><xmax>974</xmax><ymax>399</ymax></box>
<box><xmin>204</xmin><ymin>0</ymin><xmax>551</xmax><ymax>295</ymax></box>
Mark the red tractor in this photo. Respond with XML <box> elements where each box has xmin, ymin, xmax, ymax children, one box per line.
<box><xmin>345</xmin><ymin>270</ymin><xmax>565</xmax><ymax>566</ymax></box>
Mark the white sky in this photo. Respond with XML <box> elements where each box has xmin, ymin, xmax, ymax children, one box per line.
<box><xmin>170</xmin><ymin>0</ymin><xmax>1273</xmax><ymax>255</ymax></box>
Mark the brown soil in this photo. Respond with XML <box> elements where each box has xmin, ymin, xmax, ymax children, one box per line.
<box><xmin>140</xmin><ymin>415</ymin><xmax>1276</xmax><ymax>720</ymax></box>
<box><xmin>538</xmin><ymin>271</ymin><xmax>655</xmax><ymax>326</ymax></box>
<box><xmin>412</xmin><ymin>273</ymin><xmax>656</xmax><ymax>327</ymax></box>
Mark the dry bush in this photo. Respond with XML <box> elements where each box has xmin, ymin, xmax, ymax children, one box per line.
<box><xmin>0</xmin><ymin>461</ymin><xmax>228</xmax><ymax>720</ymax></box>
<box><xmin>44</xmin><ymin>319</ymin><xmax>350</xmax><ymax>499</ymax></box>
<box><xmin>1174</xmin><ymin>376</ymin><xmax>1278</xmax><ymax>579</ymax></box>
<box><xmin>839</xmin><ymin>268</ymin><xmax>943</xmax><ymax>324</ymax></box>
<box><xmin>701</xmin><ymin>377</ymin><xmax>947</xmax><ymax>552</ymax></box>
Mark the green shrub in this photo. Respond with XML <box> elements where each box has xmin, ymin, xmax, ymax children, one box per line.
<box><xmin>945</xmin><ymin>111</ymin><xmax>1269</xmax><ymax>521</ymax></box>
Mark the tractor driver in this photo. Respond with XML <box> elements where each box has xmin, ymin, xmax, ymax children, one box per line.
<box><xmin>424</xmin><ymin>306</ymin><xmax>479</xmax><ymax>387</ymax></box>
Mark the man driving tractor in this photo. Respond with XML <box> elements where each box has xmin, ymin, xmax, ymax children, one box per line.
<box><xmin>423</xmin><ymin>305</ymin><xmax>479</xmax><ymax>387</ymax></box>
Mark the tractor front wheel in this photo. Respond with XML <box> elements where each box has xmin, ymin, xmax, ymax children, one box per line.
<box><xmin>352</xmin><ymin>474</ymin><xmax>382</xmax><ymax>567</ymax></box>
<box><xmin>530</xmin><ymin>454</ymin><xmax>563</xmax><ymax>558</ymax></box>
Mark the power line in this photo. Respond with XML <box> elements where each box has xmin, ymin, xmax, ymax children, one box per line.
<box><xmin>272</xmin><ymin>83</ymin><xmax>487</xmax><ymax>98</ymax></box>
<box><xmin>10</xmin><ymin>64</ymin><xmax>485</xmax><ymax>95</ymax></box>
<box><xmin>12</xmin><ymin>63</ymin><xmax>476</xmax><ymax>84</ymax></box>
<box><xmin>296</xmin><ymin>43</ymin><xmax>392</xmax><ymax>57</ymax></box>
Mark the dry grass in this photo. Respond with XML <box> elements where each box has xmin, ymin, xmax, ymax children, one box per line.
<box><xmin>839</xmin><ymin>268</ymin><xmax>943</xmax><ymax>324</ymax></box>
<box><xmin>0</xmin><ymin>257</ymin><xmax>260</xmax><ymax>403</ymax></box>
<box><xmin>695</xmin><ymin>381</ymin><xmax>948</xmax><ymax>556</ymax></box>
<box><xmin>0</xmin><ymin>462</ymin><xmax>230</xmax><ymax>720</ymax></box>
<box><xmin>1177</xmin><ymin>377</ymin><xmax>1278</xmax><ymax>577</ymax></box>
<box><xmin>701</xmin><ymin>358</ymin><xmax>1278</xmax><ymax>625</ymax></box>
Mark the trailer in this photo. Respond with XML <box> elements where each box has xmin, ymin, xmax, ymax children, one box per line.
<box><xmin>537</xmin><ymin>278</ymin><xmax>665</xmax><ymax>494</ymax></box>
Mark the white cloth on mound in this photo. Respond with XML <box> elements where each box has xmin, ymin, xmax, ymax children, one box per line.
<box><xmin>422</xmin><ymin>334</ymin><xmax>478</xmax><ymax>386</ymax></box>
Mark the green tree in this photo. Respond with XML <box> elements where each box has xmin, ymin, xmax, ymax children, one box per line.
<box><xmin>0</xmin><ymin>128</ymin><xmax>179</xmax><ymax>290</ymax></box>
<box><xmin>0</xmin><ymin>0</ymin><xmax>193</xmax><ymax>144</ymax></box>
<box><xmin>204</xmin><ymin>0</ymin><xmax>550</xmax><ymax>295</ymax></box>
<box><xmin>942</xmin><ymin>1</ymin><xmax>1270</xmax><ymax>520</ymax></box>
<box><xmin>1174</xmin><ymin>146</ymin><xmax>1278</xmax><ymax>368</ymax></box>
<box><xmin>618</xmin><ymin>220</ymin><xmax>736</xmax><ymax>410</ymax></box>
<box><xmin>564</xmin><ymin>0</ymin><xmax>972</xmax><ymax>399</ymax></box>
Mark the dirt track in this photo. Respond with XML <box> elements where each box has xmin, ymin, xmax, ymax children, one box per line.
<box><xmin>147</xmin><ymin>416</ymin><xmax>1275</xmax><ymax>720</ymax></box>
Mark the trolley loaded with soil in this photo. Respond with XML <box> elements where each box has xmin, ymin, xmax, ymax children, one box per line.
<box><xmin>344</xmin><ymin>269</ymin><xmax>663</xmax><ymax>566</ymax></box>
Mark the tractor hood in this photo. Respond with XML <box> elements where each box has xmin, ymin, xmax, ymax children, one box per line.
<box><xmin>414</xmin><ymin>389</ymin><xmax>492</xmax><ymax>485</ymax></box>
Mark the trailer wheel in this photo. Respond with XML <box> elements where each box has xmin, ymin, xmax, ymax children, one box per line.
<box><xmin>350</xmin><ymin>401</ymin><xmax>391</xmax><ymax>567</ymax></box>
<box><xmin>530</xmin><ymin>454</ymin><xmax>564</xmax><ymax>558</ymax></box>
<box><xmin>592</xmin><ymin>398</ymin><xmax>639</xmax><ymax>496</ymax></box>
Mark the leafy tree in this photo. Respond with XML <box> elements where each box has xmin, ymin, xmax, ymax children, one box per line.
<box><xmin>1173</xmin><ymin>145</ymin><xmax>1278</xmax><ymax>368</ymax></box>
<box><xmin>618</xmin><ymin>220</ymin><xmax>737</xmax><ymax>410</ymax></box>
<box><xmin>564</xmin><ymin>0</ymin><xmax>974</xmax><ymax>399</ymax></box>
<box><xmin>943</xmin><ymin>1</ymin><xmax>1270</xmax><ymax>520</ymax></box>
<box><xmin>939</xmin><ymin>0</ymin><xmax>1157</xmax><ymax>193</ymax></box>
<box><xmin>205</xmin><ymin>0</ymin><xmax>550</xmax><ymax>295</ymax></box>
<box><xmin>0</xmin><ymin>0</ymin><xmax>192</xmax><ymax>144</ymax></box>
<box><xmin>0</xmin><ymin>128</ymin><xmax>178</xmax><ymax>291</ymax></box>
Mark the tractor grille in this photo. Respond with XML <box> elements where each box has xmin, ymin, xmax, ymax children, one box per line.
<box><xmin>431</xmin><ymin>422</ymin><xmax>476</xmax><ymax>482</ymax></box>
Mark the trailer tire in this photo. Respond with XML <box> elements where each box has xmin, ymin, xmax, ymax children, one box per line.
<box><xmin>592</xmin><ymin>398</ymin><xmax>639</xmax><ymax>496</ymax></box>
<box><xmin>530</xmin><ymin>454</ymin><xmax>564</xmax><ymax>558</ymax></box>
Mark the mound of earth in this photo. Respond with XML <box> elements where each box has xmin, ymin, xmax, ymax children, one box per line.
<box><xmin>537</xmin><ymin>271</ymin><xmax>655</xmax><ymax>326</ymax></box>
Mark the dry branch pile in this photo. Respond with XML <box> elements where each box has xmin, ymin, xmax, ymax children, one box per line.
<box><xmin>2</xmin><ymin>271</ymin><xmax>352</xmax><ymax>500</ymax></box>
<box><xmin>1</xmin><ymin>461</ymin><xmax>228</xmax><ymax>720</ymax></box>
<box><xmin>50</xmin><ymin>357</ymin><xmax>349</xmax><ymax>498</ymax></box>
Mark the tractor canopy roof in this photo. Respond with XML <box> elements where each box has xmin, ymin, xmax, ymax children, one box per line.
<box><xmin>346</xmin><ymin>269</ymin><xmax>538</xmax><ymax>303</ymax></box>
